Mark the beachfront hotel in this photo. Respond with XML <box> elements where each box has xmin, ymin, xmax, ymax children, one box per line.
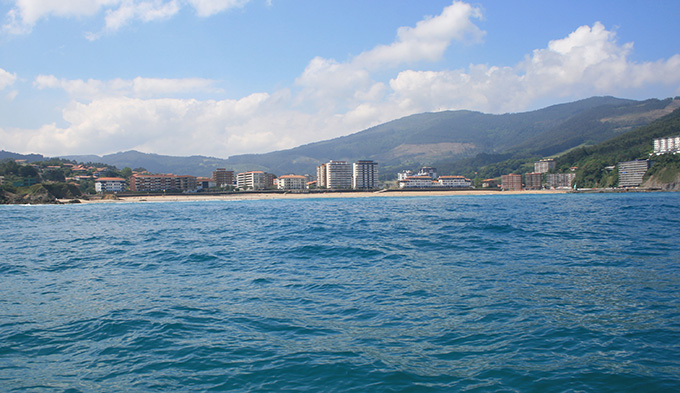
<box><xmin>317</xmin><ymin>161</ymin><xmax>353</xmax><ymax>189</ymax></box>
<box><xmin>501</xmin><ymin>174</ymin><xmax>522</xmax><ymax>191</ymax></box>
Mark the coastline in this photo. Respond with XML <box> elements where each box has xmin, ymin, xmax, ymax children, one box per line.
<box><xmin>72</xmin><ymin>189</ymin><xmax>569</xmax><ymax>204</ymax></box>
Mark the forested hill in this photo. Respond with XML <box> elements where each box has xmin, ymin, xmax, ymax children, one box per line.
<box><xmin>11</xmin><ymin>95</ymin><xmax>680</xmax><ymax>178</ymax></box>
<box><xmin>220</xmin><ymin>96</ymin><xmax>678</xmax><ymax>177</ymax></box>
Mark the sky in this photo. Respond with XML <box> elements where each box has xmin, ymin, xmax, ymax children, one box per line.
<box><xmin>0</xmin><ymin>0</ymin><xmax>679</xmax><ymax>159</ymax></box>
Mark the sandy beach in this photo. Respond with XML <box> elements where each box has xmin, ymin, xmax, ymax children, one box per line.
<box><xmin>75</xmin><ymin>189</ymin><xmax>569</xmax><ymax>204</ymax></box>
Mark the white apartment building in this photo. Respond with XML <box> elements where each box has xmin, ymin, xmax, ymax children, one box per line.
<box><xmin>276</xmin><ymin>174</ymin><xmax>307</xmax><ymax>190</ymax></box>
<box><xmin>324</xmin><ymin>161</ymin><xmax>352</xmax><ymax>189</ymax></box>
<box><xmin>653</xmin><ymin>136</ymin><xmax>680</xmax><ymax>155</ymax></box>
<box><xmin>353</xmin><ymin>160</ymin><xmax>379</xmax><ymax>189</ymax></box>
<box><xmin>94</xmin><ymin>177</ymin><xmax>126</xmax><ymax>193</ymax></box>
<box><xmin>438</xmin><ymin>175</ymin><xmax>472</xmax><ymax>188</ymax></box>
<box><xmin>236</xmin><ymin>171</ymin><xmax>267</xmax><ymax>190</ymax></box>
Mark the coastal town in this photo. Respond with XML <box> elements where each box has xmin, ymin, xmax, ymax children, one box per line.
<box><xmin>1</xmin><ymin>135</ymin><xmax>676</xmax><ymax>200</ymax></box>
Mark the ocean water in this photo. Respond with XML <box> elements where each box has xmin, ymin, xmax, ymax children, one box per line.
<box><xmin>1</xmin><ymin>193</ymin><xmax>680</xmax><ymax>392</ymax></box>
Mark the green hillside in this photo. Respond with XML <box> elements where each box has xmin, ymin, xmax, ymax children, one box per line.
<box><xmin>54</xmin><ymin>96</ymin><xmax>679</xmax><ymax>178</ymax></box>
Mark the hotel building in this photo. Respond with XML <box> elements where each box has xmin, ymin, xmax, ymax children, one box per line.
<box><xmin>438</xmin><ymin>175</ymin><xmax>472</xmax><ymax>188</ymax></box>
<box><xmin>129</xmin><ymin>174</ymin><xmax>198</xmax><ymax>192</ymax></box>
<box><xmin>316</xmin><ymin>161</ymin><xmax>352</xmax><ymax>189</ymax></box>
<box><xmin>653</xmin><ymin>136</ymin><xmax>680</xmax><ymax>155</ymax></box>
<box><xmin>545</xmin><ymin>173</ymin><xmax>575</xmax><ymax>189</ymax></box>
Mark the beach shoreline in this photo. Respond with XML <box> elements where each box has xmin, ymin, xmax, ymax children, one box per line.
<box><xmin>71</xmin><ymin>189</ymin><xmax>569</xmax><ymax>204</ymax></box>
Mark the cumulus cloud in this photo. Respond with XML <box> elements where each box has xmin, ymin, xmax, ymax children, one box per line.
<box><xmin>0</xmin><ymin>68</ymin><xmax>17</xmax><ymax>90</ymax></box>
<box><xmin>34</xmin><ymin>75</ymin><xmax>220</xmax><ymax>99</ymax></box>
<box><xmin>4</xmin><ymin>3</ymin><xmax>680</xmax><ymax>159</ymax></box>
<box><xmin>3</xmin><ymin>0</ymin><xmax>250</xmax><ymax>36</ymax></box>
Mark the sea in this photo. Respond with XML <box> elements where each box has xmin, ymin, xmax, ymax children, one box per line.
<box><xmin>1</xmin><ymin>192</ymin><xmax>679</xmax><ymax>392</ymax></box>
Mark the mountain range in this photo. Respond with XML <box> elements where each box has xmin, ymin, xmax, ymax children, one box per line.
<box><xmin>5</xmin><ymin>96</ymin><xmax>679</xmax><ymax>178</ymax></box>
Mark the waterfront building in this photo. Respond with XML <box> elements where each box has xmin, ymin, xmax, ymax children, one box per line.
<box><xmin>316</xmin><ymin>164</ymin><xmax>328</xmax><ymax>188</ymax></box>
<box><xmin>212</xmin><ymin>168</ymin><xmax>234</xmax><ymax>187</ymax></box>
<box><xmin>129</xmin><ymin>174</ymin><xmax>197</xmax><ymax>192</ymax></box>
<box><xmin>94</xmin><ymin>177</ymin><xmax>126</xmax><ymax>193</ymax></box>
<box><xmin>524</xmin><ymin>172</ymin><xmax>543</xmax><ymax>190</ymax></box>
<box><xmin>399</xmin><ymin>176</ymin><xmax>437</xmax><ymax>188</ymax></box>
<box><xmin>196</xmin><ymin>177</ymin><xmax>216</xmax><ymax>191</ymax></box>
<box><xmin>276</xmin><ymin>174</ymin><xmax>308</xmax><ymax>190</ymax></box>
<box><xmin>618</xmin><ymin>160</ymin><xmax>649</xmax><ymax>187</ymax></box>
<box><xmin>545</xmin><ymin>173</ymin><xmax>576</xmax><ymax>189</ymax></box>
<box><xmin>236</xmin><ymin>171</ymin><xmax>268</xmax><ymax>190</ymax></box>
<box><xmin>653</xmin><ymin>136</ymin><xmax>680</xmax><ymax>155</ymax></box>
<box><xmin>353</xmin><ymin>160</ymin><xmax>379</xmax><ymax>189</ymax></box>
<box><xmin>438</xmin><ymin>175</ymin><xmax>472</xmax><ymax>188</ymax></box>
<box><xmin>418</xmin><ymin>167</ymin><xmax>438</xmax><ymax>179</ymax></box>
<box><xmin>323</xmin><ymin>161</ymin><xmax>353</xmax><ymax>189</ymax></box>
<box><xmin>501</xmin><ymin>174</ymin><xmax>522</xmax><ymax>191</ymax></box>
<box><xmin>534</xmin><ymin>159</ymin><xmax>556</xmax><ymax>174</ymax></box>
<box><xmin>482</xmin><ymin>178</ymin><xmax>498</xmax><ymax>188</ymax></box>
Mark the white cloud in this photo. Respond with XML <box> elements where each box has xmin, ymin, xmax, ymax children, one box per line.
<box><xmin>4</xmin><ymin>4</ymin><xmax>680</xmax><ymax>160</ymax></box>
<box><xmin>34</xmin><ymin>75</ymin><xmax>220</xmax><ymax>99</ymax></box>
<box><xmin>4</xmin><ymin>0</ymin><xmax>249</xmax><ymax>36</ymax></box>
<box><xmin>186</xmin><ymin>0</ymin><xmax>250</xmax><ymax>17</ymax></box>
<box><xmin>0</xmin><ymin>68</ymin><xmax>18</xmax><ymax>90</ymax></box>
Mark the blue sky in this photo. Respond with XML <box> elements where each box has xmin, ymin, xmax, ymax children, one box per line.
<box><xmin>1</xmin><ymin>0</ymin><xmax>679</xmax><ymax>158</ymax></box>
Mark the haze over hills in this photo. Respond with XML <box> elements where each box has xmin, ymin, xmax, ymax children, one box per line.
<box><xmin>8</xmin><ymin>96</ymin><xmax>679</xmax><ymax>178</ymax></box>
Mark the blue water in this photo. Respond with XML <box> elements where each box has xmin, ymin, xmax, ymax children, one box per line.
<box><xmin>1</xmin><ymin>193</ymin><xmax>680</xmax><ymax>392</ymax></box>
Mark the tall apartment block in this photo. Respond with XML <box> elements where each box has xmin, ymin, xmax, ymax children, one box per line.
<box><xmin>618</xmin><ymin>160</ymin><xmax>649</xmax><ymax>187</ymax></box>
<box><xmin>353</xmin><ymin>160</ymin><xmax>379</xmax><ymax>189</ymax></box>
<box><xmin>212</xmin><ymin>168</ymin><xmax>234</xmax><ymax>187</ymax></box>
<box><xmin>524</xmin><ymin>172</ymin><xmax>543</xmax><ymax>190</ymax></box>
<box><xmin>534</xmin><ymin>159</ymin><xmax>555</xmax><ymax>173</ymax></box>
<box><xmin>501</xmin><ymin>174</ymin><xmax>522</xmax><ymax>191</ymax></box>
<box><xmin>316</xmin><ymin>161</ymin><xmax>352</xmax><ymax>189</ymax></box>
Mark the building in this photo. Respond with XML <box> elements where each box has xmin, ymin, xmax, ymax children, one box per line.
<box><xmin>397</xmin><ymin>170</ymin><xmax>413</xmax><ymax>181</ymax></box>
<box><xmin>545</xmin><ymin>173</ymin><xmax>576</xmax><ymax>189</ymax></box>
<box><xmin>524</xmin><ymin>172</ymin><xmax>543</xmax><ymax>190</ymax></box>
<box><xmin>418</xmin><ymin>167</ymin><xmax>438</xmax><ymax>179</ymax></box>
<box><xmin>316</xmin><ymin>163</ymin><xmax>328</xmax><ymax>188</ymax></box>
<box><xmin>353</xmin><ymin>160</ymin><xmax>379</xmax><ymax>189</ymax></box>
<box><xmin>653</xmin><ymin>136</ymin><xmax>680</xmax><ymax>155</ymax></box>
<box><xmin>618</xmin><ymin>160</ymin><xmax>649</xmax><ymax>187</ymax></box>
<box><xmin>212</xmin><ymin>168</ymin><xmax>234</xmax><ymax>187</ymax></box>
<box><xmin>276</xmin><ymin>174</ymin><xmax>307</xmax><ymax>190</ymax></box>
<box><xmin>438</xmin><ymin>176</ymin><xmax>472</xmax><ymax>188</ymax></box>
<box><xmin>323</xmin><ymin>161</ymin><xmax>353</xmax><ymax>189</ymax></box>
<box><xmin>129</xmin><ymin>174</ymin><xmax>197</xmax><ymax>192</ymax></box>
<box><xmin>94</xmin><ymin>177</ymin><xmax>126</xmax><ymax>193</ymax></box>
<box><xmin>534</xmin><ymin>159</ymin><xmax>556</xmax><ymax>174</ymax></box>
<box><xmin>196</xmin><ymin>177</ymin><xmax>216</xmax><ymax>191</ymax></box>
<box><xmin>501</xmin><ymin>174</ymin><xmax>522</xmax><ymax>191</ymax></box>
<box><xmin>236</xmin><ymin>171</ymin><xmax>268</xmax><ymax>190</ymax></box>
<box><xmin>481</xmin><ymin>178</ymin><xmax>498</xmax><ymax>188</ymax></box>
<box><xmin>399</xmin><ymin>176</ymin><xmax>437</xmax><ymax>188</ymax></box>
